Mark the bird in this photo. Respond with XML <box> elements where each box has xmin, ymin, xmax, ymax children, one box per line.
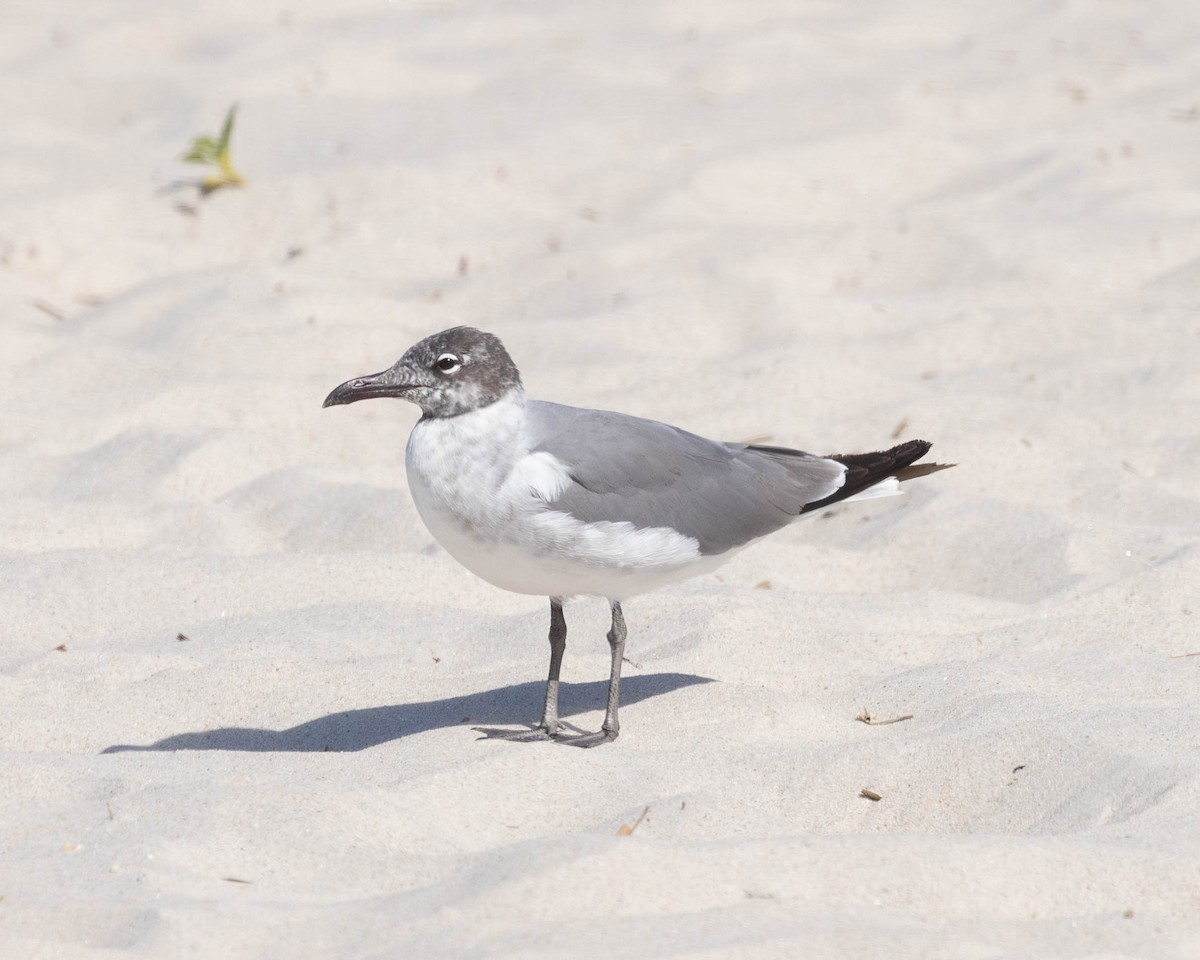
<box><xmin>323</xmin><ymin>326</ymin><xmax>949</xmax><ymax>746</ymax></box>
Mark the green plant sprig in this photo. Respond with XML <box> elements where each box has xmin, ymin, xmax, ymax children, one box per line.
<box><xmin>182</xmin><ymin>104</ymin><xmax>245</xmax><ymax>194</ymax></box>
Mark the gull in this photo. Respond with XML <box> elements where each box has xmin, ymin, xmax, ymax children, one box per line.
<box><xmin>324</xmin><ymin>327</ymin><xmax>948</xmax><ymax>746</ymax></box>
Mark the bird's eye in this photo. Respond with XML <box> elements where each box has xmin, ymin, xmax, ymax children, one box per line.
<box><xmin>434</xmin><ymin>353</ymin><xmax>461</xmax><ymax>373</ymax></box>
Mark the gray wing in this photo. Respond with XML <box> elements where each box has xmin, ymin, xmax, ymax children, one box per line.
<box><xmin>525</xmin><ymin>401</ymin><xmax>847</xmax><ymax>555</ymax></box>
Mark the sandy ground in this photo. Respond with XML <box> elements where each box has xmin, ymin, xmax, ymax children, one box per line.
<box><xmin>2</xmin><ymin>1</ymin><xmax>1199</xmax><ymax>957</ymax></box>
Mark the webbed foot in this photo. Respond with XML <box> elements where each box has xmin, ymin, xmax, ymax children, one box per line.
<box><xmin>472</xmin><ymin>724</ymin><xmax>560</xmax><ymax>742</ymax></box>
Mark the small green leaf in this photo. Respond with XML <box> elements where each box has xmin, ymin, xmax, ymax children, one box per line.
<box><xmin>182</xmin><ymin>136</ymin><xmax>220</xmax><ymax>164</ymax></box>
<box><xmin>217</xmin><ymin>104</ymin><xmax>237</xmax><ymax>154</ymax></box>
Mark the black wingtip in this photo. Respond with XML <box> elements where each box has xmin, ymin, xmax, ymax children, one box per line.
<box><xmin>826</xmin><ymin>438</ymin><xmax>933</xmax><ymax>476</ymax></box>
<box><xmin>801</xmin><ymin>439</ymin><xmax>949</xmax><ymax>513</ymax></box>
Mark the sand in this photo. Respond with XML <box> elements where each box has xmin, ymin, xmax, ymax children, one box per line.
<box><xmin>2</xmin><ymin>1</ymin><xmax>1199</xmax><ymax>957</ymax></box>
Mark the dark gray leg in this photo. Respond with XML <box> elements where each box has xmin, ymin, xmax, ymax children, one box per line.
<box><xmin>560</xmin><ymin>598</ymin><xmax>626</xmax><ymax>748</ymax></box>
<box><xmin>473</xmin><ymin>596</ymin><xmax>566</xmax><ymax>742</ymax></box>
<box><xmin>601</xmin><ymin>600</ymin><xmax>626</xmax><ymax>739</ymax></box>
<box><xmin>538</xmin><ymin>597</ymin><xmax>567</xmax><ymax>735</ymax></box>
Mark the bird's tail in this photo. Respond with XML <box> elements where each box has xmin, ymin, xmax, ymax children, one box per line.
<box><xmin>800</xmin><ymin>440</ymin><xmax>953</xmax><ymax>514</ymax></box>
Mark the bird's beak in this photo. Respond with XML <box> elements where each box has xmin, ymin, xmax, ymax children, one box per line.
<box><xmin>322</xmin><ymin>368</ymin><xmax>415</xmax><ymax>408</ymax></box>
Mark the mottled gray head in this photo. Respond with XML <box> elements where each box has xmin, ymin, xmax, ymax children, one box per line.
<box><xmin>323</xmin><ymin>326</ymin><xmax>522</xmax><ymax>418</ymax></box>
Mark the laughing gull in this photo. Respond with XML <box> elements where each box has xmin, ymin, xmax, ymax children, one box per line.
<box><xmin>324</xmin><ymin>327</ymin><xmax>948</xmax><ymax>746</ymax></box>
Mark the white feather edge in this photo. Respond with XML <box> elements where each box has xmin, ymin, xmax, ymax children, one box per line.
<box><xmin>840</xmin><ymin>475</ymin><xmax>902</xmax><ymax>503</ymax></box>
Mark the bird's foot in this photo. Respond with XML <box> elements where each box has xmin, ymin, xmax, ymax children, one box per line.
<box><xmin>472</xmin><ymin>723</ymin><xmax>561</xmax><ymax>743</ymax></box>
<box><xmin>472</xmin><ymin>722</ymin><xmax>620</xmax><ymax>747</ymax></box>
<box><xmin>556</xmin><ymin>727</ymin><xmax>619</xmax><ymax>749</ymax></box>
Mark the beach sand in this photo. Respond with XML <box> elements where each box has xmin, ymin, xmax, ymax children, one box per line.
<box><xmin>2</xmin><ymin>1</ymin><xmax>1198</xmax><ymax>956</ymax></box>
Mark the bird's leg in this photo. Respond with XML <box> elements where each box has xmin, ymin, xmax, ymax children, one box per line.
<box><xmin>599</xmin><ymin>599</ymin><xmax>626</xmax><ymax>741</ymax></box>
<box><xmin>538</xmin><ymin>597</ymin><xmax>567</xmax><ymax>736</ymax></box>
<box><xmin>560</xmin><ymin>599</ymin><xmax>625</xmax><ymax>748</ymax></box>
<box><xmin>473</xmin><ymin>597</ymin><xmax>566</xmax><ymax>742</ymax></box>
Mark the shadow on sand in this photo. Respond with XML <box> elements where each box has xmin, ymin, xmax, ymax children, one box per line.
<box><xmin>102</xmin><ymin>672</ymin><xmax>713</xmax><ymax>753</ymax></box>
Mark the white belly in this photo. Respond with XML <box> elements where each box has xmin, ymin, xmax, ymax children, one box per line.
<box><xmin>403</xmin><ymin>395</ymin><xmax>711</xmax><ymax>599</ymax></box>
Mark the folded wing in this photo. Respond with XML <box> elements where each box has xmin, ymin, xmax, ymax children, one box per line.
<box><xmin>525</xmin><ymin>401</ymin><xmax>849</xmax><ymax>556</ymax></box>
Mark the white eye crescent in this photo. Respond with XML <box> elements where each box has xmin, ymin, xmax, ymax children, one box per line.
<box><xmin>435</xmin><ymin>353</ymin><xmax>461</xmax><ymax>373</ymax></box>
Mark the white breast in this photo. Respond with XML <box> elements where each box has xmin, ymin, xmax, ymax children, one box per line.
<box><xmin>403</xmin><ymin>391</ymin><xmax>706</xmax><ymax>598</ymax></box>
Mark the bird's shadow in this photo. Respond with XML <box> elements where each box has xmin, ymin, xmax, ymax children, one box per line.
<box><xmin>101</xmin><ymin>673</ymin><xmax>712</xmax><ymax>754</ymax></box>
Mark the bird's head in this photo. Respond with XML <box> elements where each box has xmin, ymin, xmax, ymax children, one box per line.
<box><xmin>323</xmin><ymin>326</ymin><xmax>522</xmax><ymax>418</ymax></box>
